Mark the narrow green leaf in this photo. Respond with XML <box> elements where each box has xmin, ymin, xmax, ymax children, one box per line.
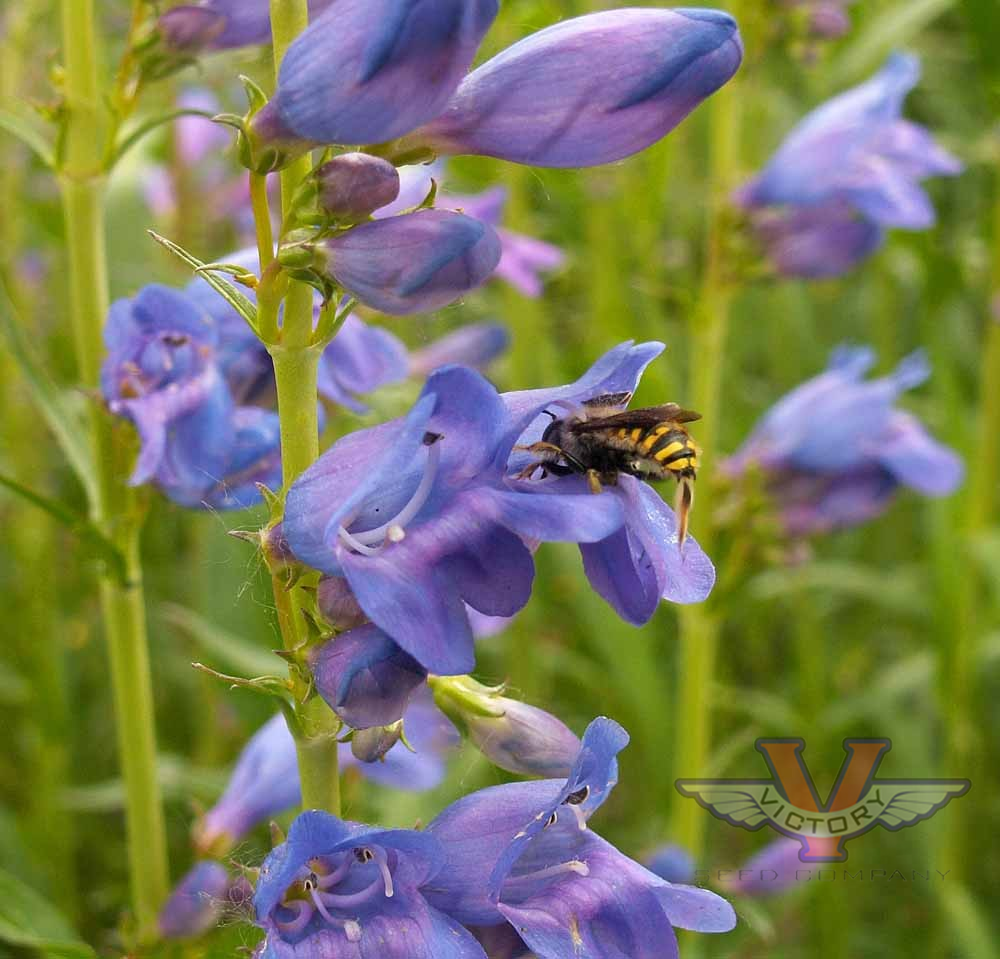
<box><xmin>0</xmin><ymin>278</ymin><xmax>98</xmax><ymax>506</ymax></box>
<box><xmin>147</xmin><ymin>231</ymin><xmax>259</xmax><ymax>331</ymax></box>
<box><xmin>0</xmin><ymin>867</ymin><xmax>95</xmax><ymax>958</ymax></box>
<box><xmin>828</xmin><ymin>0</ymin><xmax>958</xmax><ymax>87</ymax></box>
<box><xmin>939</xmin><ymin>882</ymin><xmax>996</xmax><ymax>959</ymax></box>
<box><xmin>161</xmin><ymin>602</ymin><xmax>281</xmax><ymax>677</ymax></box>
<box><xmin>0</xmin><ymin>107</ymin><xmax>54</xmax><ymax>167</ymax></box>
<box><xmin>0</xmin><ymin>473</ymin><xmax>126</xmax><ymax>583</ymax></box>
<box><xmin>109</xmin><ymin>108</ymin><xmax>217</xmax><ymax>167</ymax></box>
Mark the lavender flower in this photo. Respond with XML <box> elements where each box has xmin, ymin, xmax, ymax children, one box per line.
<box><xmin>314</xmin><ymin>152</ymin><xmax>401</xmax><ymax>221</ymax></box>
<box><xmin>646</xmin><ymin>844</ymin><xmax>697</xmax><ymax>885</ymax></box>
<box><xmin>100</xmin><ymin>284</ymin><xmax>282</xmax><ymax>509</ymax></box>
<box><xmin>425</xmin><ymin>718</ymin><xmax>736</xmax><ymax>956</ymax></box>
<box><xmin>502</xmin><ymin>342</ymin><xmax>717</xmax><ymax>625</ymax></box>
<box><xmin>253</xmin><ymin>810</ymin><xmax>486</xmax><ymax>958</ymax></box>
<box><xmin>737</xmin><ymin>53</ymin><xmax>962</xmax><ymax>278</ymax></box>
<box><xmin>723</xmin><ymin>346</ymin><xmax>964</xmax><ymax>535</ymax></box>
<box><xmin>282</xmin><ymin>366</ymin><xmax>625</xmax><ymax>674</ymax></box>
<box><xmin>400</xmin><ymin>9</ymin><xmax>743</xmax><ymax>168</ymax></box>
<box><xmin>408</xmin><ymin>323</ymin><xmax>510</xmax><ymax>377</ymax></box>
<box><xmin>195</xmin><ymin>701</ymin><xmax>457</xmax><ymax>855</ymax></box>
<box><xmin>719</xmin><ymin>838</ymin><xmax>804</xmax><ymax>897</ymax></box>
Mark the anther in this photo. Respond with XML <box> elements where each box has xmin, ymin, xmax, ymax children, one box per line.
<box><xmin>565</xmin><ymin>785</ymin><xmax>590</xmax><ymax>805</ymax></box>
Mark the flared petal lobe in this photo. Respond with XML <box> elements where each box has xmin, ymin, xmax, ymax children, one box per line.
<box><xmin>260</xmin><ymin>0</ymin><xmax>499</xmax><ymax>145</ymax></box>
<box><xmin>322</xmin><ymin>210</ymin><xmax>501</xmax><ymax>315</ymax></box>
<box><xmin>407</xmin><ymin>8</ymin><xmax>743</xmax><ymax>167</ymax></box>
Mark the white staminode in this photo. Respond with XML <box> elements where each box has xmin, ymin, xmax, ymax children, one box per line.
<box><xmin>338</xmin><ymin>437</ymin><xmax>442</xmax><ymax>555</ymax></box>
<box><xmin>505</xmin><ymin>860</ymin><xmax>591</xmax><ymax>888</ymax></box>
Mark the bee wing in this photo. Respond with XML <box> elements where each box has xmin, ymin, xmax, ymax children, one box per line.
<box><xmin>569</xmin><ymin>404</ymin><xmax>702</xmax><ymax>433</ymax></box>
<box><xmin>580</xmin><ymin>391</ymin><xmax>633</xmax><ymax>417</ymax></box>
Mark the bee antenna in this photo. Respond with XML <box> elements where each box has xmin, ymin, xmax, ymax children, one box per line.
<box><xmin>541</xmin><ymin>409</ymin><xmax>557</xmax><ymax>421</ymax></box>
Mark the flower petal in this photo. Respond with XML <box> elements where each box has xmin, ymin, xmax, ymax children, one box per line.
<box><xmin>876</xmin><ymin>411</ymin><xmax>964</xmax><ymax>496</ymax></box>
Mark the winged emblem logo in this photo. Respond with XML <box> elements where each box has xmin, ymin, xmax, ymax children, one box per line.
<box><xmin>676</xmin><ymin>738</ymin><xmax>969</xmax><ymax>861</ymax></box>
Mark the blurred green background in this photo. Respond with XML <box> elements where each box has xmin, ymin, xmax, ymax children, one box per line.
<box><xmin>1</xmin><ymin>0</ymin><xmax>998</xmax><ymax>956</ymax></box>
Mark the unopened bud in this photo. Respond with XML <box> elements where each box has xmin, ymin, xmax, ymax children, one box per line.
<box><xmin>431</xmin><ymin>676</ymin><xmax>581</xmax><ymax>778</ymax></box>
<box><xmin>351</xmin><ymin>721</ymin><xmax>405</xmax><ymax>763</ymax></box>
<box><xmin>157</xmin><ymin>6</ymin><xmax>226</xmax><ymax>54</ymax></box>
<box><xmin>315</xmin><ymin>153</ymin><xmax>400</xmax><ymax>221</ymax></box>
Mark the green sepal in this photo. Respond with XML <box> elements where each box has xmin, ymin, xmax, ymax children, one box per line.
<box><xmin>148</xmin><ymin>231</ymin><xmax>259</xmax><ymax>333</ymax></box>
<box><xmin>428</xmin><ymin>675</ymin><xmax>508</xmax><ymax>722</ymax></box>
<box><xmin>239</xmin><ymin>74</ymin><xmax>270</xmax><ymax>113</ymax></box>
<box><xmin>191</xmin><ymin>661</ymin><xmax>295</xmax><ymax>703</ymax></box>
<box><xmin>195</xmin><ymin>261</ymin><xmax>260</xmax><ymax>289</ymax></box>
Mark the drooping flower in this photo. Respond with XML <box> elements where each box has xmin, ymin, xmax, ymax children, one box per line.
<box><xmin>717</xmin><ymin>838</ymin><xmax>804</xmax><ymax>897</ymax></box>
<box><xmin>408</xmin><ymin>323</ymin><xmax>510</xmax><ymax>377</ymax></box>
<box><xmin>282</xmin><ymin>365</ymin><xmax>625</xmax><ymax>674</ymax></box>
<box><xmin>722</xmin><ymin>346</ymin><xmax>964</xmax><ymax>535</ymax></box>
<box><xmin>253</xmin><ymin>810</ymin><xmax>487</xmax><ymax>958</ymax></box>
<box><xmin>194</xmin><ymin>700</ymin><xmax>457</xmax><ymax>856</ymax></box>
<box><xmin>502</xmin><ymin>341</ymin><xmax>717</xmax><ymax>625</ymax></box>
<box><xmin>253</xmin><ymin>7</ymin><xmax>741</xmax><ymax>171</ymax></box>
<box><xmin>737</xmin><ymin>53</ymin><xmax>962</xmax><ymax>278</ymax></box>
<box><xmin>158</xmin><ymin>861</ymin><xmax>232</xmax><ymax>939</ymax></box>
<box><xmin>424</xmin><ymin>718</ymin><xmax>737</xmax><ymax>957</ymax></box>
<box><xmin>100</xmin><ymin>284</ymin><xmax>283</xmax><ymax>509</ymax></box>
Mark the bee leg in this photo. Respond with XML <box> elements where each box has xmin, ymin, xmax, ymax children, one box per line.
<box><xmin>586</xmin><ymin>470</ymin><xmax>604</xmax><ymax>495</ymax></box>
<box><xmin>515</xmin><ymin>462</ymin><xmax>544</xmax><ymax>481</ymax></box>
<box><xmin>514</xmin><ymin>441</ymin><xmax>565</xmax><ymax>456</ymax></box>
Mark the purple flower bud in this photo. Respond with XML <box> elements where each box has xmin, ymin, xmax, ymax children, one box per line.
<box><xmin>646</xmin><ymin>844</ymin><xmax>697</xmax><ymax>884</ymax></box>
<box><xmin>405</xmin><ymin>8</ymin><xmax>743</xmax><ymax>167</ymax></box>
<box><xmin>157</xmin><ymin>6</ymin><xmax>226</xmax><ymax>53</ymax></box>
<box><xmin>158</xmin><ymin>861</ymin><xmax>230</xmax><ymax>939</ymax></box>
<box><xmin>432</xmin><ymin>676</ymin><xmax>581</xmax><ymax>777</ymax></box>
<box><xmin>315</xmin><ymin>153</ymin><xmax>401</xmax><ymax>220</ymax></box>
<box><xmin>255</xmin><ymin>0</ymin><xmax>498</xmax><ymax>147</ymax></box>
<box><xmin>351</xmin><ymin>721</ymin><xmax>405</xmax><ymax>762</ymax></box>
<box><xmin>810</xmin><ymin>2</ymin><xmax>851</xmax><ymax>39</ymax></box>
<box><xmin>309</xmin><ymin>624</ymin><xmax>427</xmax><ymax>729</ymax></box>
<box><xmin>317</xmin><ymin>209</ymin><xmax>501</xmax><ymax>314</ymax></box>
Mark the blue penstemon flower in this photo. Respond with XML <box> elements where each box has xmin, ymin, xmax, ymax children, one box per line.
<box><xmin>423</xmin><ymin>718</ymin><xmax>736</xmax><ymax>958</ymax></box>
<box><xmin>736</xmin><ymin>53</ymin><xmax>962</xmax><ymax>278</ymax></box>
<box><xmin>253</xmin><ymin>810</ymin><xmax>486</xmax><ymax>958</ymax></box>
<box><xmin>722</xmin><ymin>346</ymin><xmax>964</xmax><ymax>535</ymax></box>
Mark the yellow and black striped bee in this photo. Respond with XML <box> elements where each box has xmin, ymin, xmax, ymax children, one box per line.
<box><xmin>515</xmin><ymin>391</ymin><xmax>702</xmax><ymax>545</ymax></box>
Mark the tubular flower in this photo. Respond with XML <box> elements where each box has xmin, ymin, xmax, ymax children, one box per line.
<box><xmin>253</xmin><ymin>811</ymin><xmax>487</xmax><ymax>958</ymax></box>
<box><xmin>502</xmin><ymin>341</ymin><xmax>717</xmax><ymax>625</ymax></box>
<box><xmin>722</xmin><ymin>346</ymin><xmax>964</xmax><ymax>535</ymax></box>
<box><xmin>158</xmin><ymin>861</ymin><xmax>232</xmax><ymax>939</ymax></box>
<box><xmin>399</xmin><ymin>8</ymin><xmax>743</xmax><ymax>168</ymax></box>
<box><xmin>424</xmin><ymin>718</ymin><xmax>736</xmax><ymax>957</ymax></box>
<box><xmin>737</xmin><ymin>53</ymin><xmax>962</xmax><ymax>278</ymax></box>
<box><xmin>100</xmin><ymin>284</ymin><xmax>282</xmax><ymax>509</ymax></box>
<box><xmin>252</xmin><ymin>7</ymin><xmax>741</xmax><ymax>170</ymax></box>
<box><xmin>282</xmin><ymin>365</ymin><xmax>625</xmax><ymax>674</ymax></box>
<box><xmin>194</xmin><ymin>701</ymin><xmax>457</xmax><ymax>856</ymax></box>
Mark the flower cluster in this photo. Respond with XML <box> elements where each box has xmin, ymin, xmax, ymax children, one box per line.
<box><xmin>281</xmin><ymin>343</ymin><xmax>715</xmax><ymax>678</ymax></box>
<box><xmin>100</xmin><ymin>268</ymin><xmax>508</xmax><ymax>508</ymax></box>
<box><xmin>722</xmin><ymin>346</ymin><xmax>963</xmax><ymax>535</ymax></box>
<box><xmin>737</xmin><ymin>54</ymin><xmax>962</xmax><ymax>278</ymax></box>
<box><xmin>252</xmin><ymin>719</ymin><xmax>735</xmax><ymax>958</ymax></box>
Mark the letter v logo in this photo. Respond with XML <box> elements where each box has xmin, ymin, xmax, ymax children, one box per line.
<box><xmin>755</xmin><ymin>738</ymin><xmax>890</xmax><ymax>861</ymax></box>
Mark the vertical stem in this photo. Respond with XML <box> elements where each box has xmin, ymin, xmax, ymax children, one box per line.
<box><xmin>59</xmin><ymin>0</ymin><xmax>168</xmax><ymax>937</ymax></box>
<box><xmin>266</xmin><ymin>0</ymin><xmax>340</xmax><ymax>815</ymax></box>
<box><xmin>671</xmin><ymin>4</ymin><xmax>743</xmax><ymax>867</ymax></box>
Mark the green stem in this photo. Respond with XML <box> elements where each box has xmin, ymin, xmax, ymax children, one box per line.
<box><xmin>266</xmin><ymin>0</ymin><xmax>340</xmax><ymax>815</ymax></box>
<box><xmin>59</xmin><ymin>0</ymin><xmax>168</xmax><ymax>937</ymax></box>
<box><xmin>671</xmin><ymin>3</ymin><xmax>743</xmax><ymax>870</ymax></box>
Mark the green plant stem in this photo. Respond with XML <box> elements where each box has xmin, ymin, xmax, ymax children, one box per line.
<box><xmin>266</xmin><ymin>0</ymin><xmax>340</xmax><ymax>815</ymax></box>
<box><xmin>58</xmin><ymin>0</ymin><xmax>168</xmax><ymax>938</ymax></box>
<box><xmin>671</xmin><ymin>10</ymin><xmax>743</xmax><ymax>870</ymax></box>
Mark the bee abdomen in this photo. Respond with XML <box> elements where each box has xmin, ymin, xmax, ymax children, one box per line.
<box><xmin>648</xmin><ymin>429</ymin><xmax>699</xmax><ymax>475</ymax></box>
